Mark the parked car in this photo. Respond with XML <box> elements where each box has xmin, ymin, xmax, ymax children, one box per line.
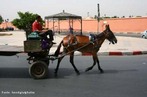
<box><xmin>141</xmin><ymin>30</ymin><xmax>147</xmax><ymax>39</ymax></box>
<box><xmin>5</xmin><ymin>27</ymin><xmax>14</xmax><ymax>31</ymax></box>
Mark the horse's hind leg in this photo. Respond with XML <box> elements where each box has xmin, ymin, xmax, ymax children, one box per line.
<box><xmin>70</xmin><ymin>52</ymin><xmax>80</xmax><ymax>75</ymax></box>
<box><xmin>54</xmin><ymin>56</ymin><xmax>64</xmax><ymax>76</ymax></box>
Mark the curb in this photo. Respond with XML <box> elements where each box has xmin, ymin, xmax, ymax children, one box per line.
<box><xmin>0</xmin><ymin>51</ymin><xmax>147</xmax><ymax>56</ymax></box>
<box><xmin>73</xmin><ymin>51</ymin><xmax>147</xmax><ymax>56</ymax></box>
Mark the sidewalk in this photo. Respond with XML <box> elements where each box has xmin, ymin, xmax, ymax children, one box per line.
<box><xmin>0</xmin><ymin>31</ymin><xmax>147</xmax><ymax>56</ymax></box>
<box><xmin>53</xmin><ymin>34</ymin><xmax>147</xmax><ymax>56</ymax></box>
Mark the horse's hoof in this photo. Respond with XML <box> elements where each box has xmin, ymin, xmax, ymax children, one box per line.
<box><xmin>54</xmin><ymin>70</ymin><xmax>58</xmax><ymax>77</ymax></box>
<box><xmin>76</xmin><ymin>71</ymin><xmax>80</xmax><ymax>75</ymax></box>
<box><xmin>100</xmin><ymin>69</ymin><xmax>104</xmax><ymax>73</ymax></box>
<box><xmin>85</xmin><ymin>67</ymin><xmax>92</xmax><ymax>72</ymax></box>
<box><xmin>77</xmin><ymin>72</ymin><xmax>80</xmax><ymax>75</ymax></box>
<box><xmin>54</xmin><ymin>72</ymin><xmax>58</xmax><ymax>77</ymax></box>
<box><xmin>85</xmin><ymin>69</ymin><xmax>89</xmax><ymax>72</ymax></box>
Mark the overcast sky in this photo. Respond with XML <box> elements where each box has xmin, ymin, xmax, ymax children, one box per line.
<box><xmin>0</xmin><ymin>0</ymin><xmax>147</xmax><ymax>21</ymax></box>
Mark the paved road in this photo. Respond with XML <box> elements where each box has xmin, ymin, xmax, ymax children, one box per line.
<box><xmin>0</xmin><ymin>54</ymin><xmax>147</xmax><ymax>97</ymax></box>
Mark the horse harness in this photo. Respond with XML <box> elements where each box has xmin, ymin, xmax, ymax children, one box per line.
<box><xmin>89</xmin><ymin>34</ymin><xmax>101</xmax><ymax>49</ymax></box>
<box><xmin>52</xmin><ymin>34</ymin><xmax>102</xmax><ymax>60</ymax></box>
<box><xmin>67</xmin><ymin>34</ymin><xmax>101</xmax><ymax>49</ymax></box>
<box><xmin>67</xmin><ymin>35</ymin><xmax>78</xmax><ymax>47</ymax></box>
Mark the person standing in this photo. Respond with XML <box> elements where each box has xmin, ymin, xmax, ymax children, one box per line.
<box><xmin>69</xmin><ymin>26</ymin><xmax>73</xmax><ymax>35</ymax></box>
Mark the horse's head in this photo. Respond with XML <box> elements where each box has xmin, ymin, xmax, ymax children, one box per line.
<box><xmin>103</xmin><ymin>25</ymin><xmax>117</xmax><ymax>44</ymax></box>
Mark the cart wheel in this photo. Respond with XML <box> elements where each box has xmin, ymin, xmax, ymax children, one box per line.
<box><xmin>29</xmin><ymin>61</ymin><xmax>48</xmax><ymax>79</ymax></box>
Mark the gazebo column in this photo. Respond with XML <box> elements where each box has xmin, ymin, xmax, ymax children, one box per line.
<box><xmin>69</xmin><ymin>19</ymin><xmax>70</xmax><ymax>28</ymax></box>
<box><xmin>58</xmin><ymin>20</ymin><xmax>60</xmax><ymax>34</ymax></box>
<box><xmin>53</xmin><ymin>18</ymin><xmax>54</xmax><ymax>31</ymax></box>
<box><xmin>80</xmin><ymin>19</ymin><xmax>82</xmax><ymax>35</ymax></box>
<box><xmin>46</xmin><ymin>19</ymin><xmax>49</xmax><ymax>29</ymax></box>
<box><xmin>68</xmin><ymin>19</ymin><xmax>74</xmax><ymax>30</ymax></box>
<box><xmin>71</xmin><ymin>19</ymin><xmax>73</xmax><ymax>28</ymax></box>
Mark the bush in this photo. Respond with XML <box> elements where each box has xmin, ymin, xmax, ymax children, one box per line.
<box><xmin>12</xmin><ymin>11</ymin><xmax>43</xmax><ymax>38</ymax></box>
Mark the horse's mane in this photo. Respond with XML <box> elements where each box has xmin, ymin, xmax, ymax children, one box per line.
<box><xmin>94</xmin><ymin>32</ymin><xmax>105</xmax><ymax>39</ymax></box>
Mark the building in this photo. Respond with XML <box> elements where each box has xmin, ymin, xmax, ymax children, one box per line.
<box><xmin>0</xmin><ymin>22</ymin><xmax>17</xmax><ymax>30</ymax></box>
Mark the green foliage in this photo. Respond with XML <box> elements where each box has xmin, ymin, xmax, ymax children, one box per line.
<box><xmin>111</xmin><ymin>16</ymin><xmax>119</xmax><ymax>18</ymax></box>
<box><xmin>94</xmin><ymin>15</ymin><xmax>103</xmax><ymax>21</ymax></box>
<box><xmin>12</xmin><ymin>11</ymin><xmax>43</xmax><ymax>36</ymax></box>
<box><xmin>136</xmin><ymin>16</ymin><xmax>142</xmax><ymax>17</ymax></box>
<box><xmin>0</xmin><ymin>15</ymin><xmax>3</xmax><ymax>24</ymax></box>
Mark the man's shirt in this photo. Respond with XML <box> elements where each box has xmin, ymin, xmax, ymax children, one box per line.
<box><xmin>32</xmin><ymin>20</ymin><xmax>42</xmax><ymax>32</ymax></box>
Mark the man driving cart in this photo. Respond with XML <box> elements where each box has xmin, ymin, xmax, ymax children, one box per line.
<box><xmin>32</xmin><ymin>15</ymin><xmax>56</xmax><ymax>44</ymax></box>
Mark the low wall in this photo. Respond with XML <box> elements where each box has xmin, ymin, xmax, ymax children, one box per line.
<box><xmin>45</xmin><ymin>17</ymin><xmax>147</xmax><ymax>34</ymax></box>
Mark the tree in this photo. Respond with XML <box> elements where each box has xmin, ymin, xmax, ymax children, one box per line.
<box><xmin>121</xmin><ymin>16</ymin><xmax>125</xmax><ymax>18</ymax></box>
<box><xmin>94</xmin><ymin>15</ymin><xmax>103</xmax><ymax>21</ymax></box>
<box><xmin>12</xmin><ymin>11</ymin><xmax>43</xmax><ymax>38</ymax></box>
<box><xmin>136</xmin><ymin>16</ymin><xmax>142</xmax><ymax>17</ymax></box>
<box><xmin>112</xmin><ymin>16</ymin><xmax>119</xmax><ymax>18</ymax></box>
<box><xmin>0</xmin><ymin>15</ymin><xmax>3</xmax><ymax>24</ymax></box>
<box><xmin>94</xmin><ymin>15</ymin><xmax>98</xmax><ymax>19</ymax></box>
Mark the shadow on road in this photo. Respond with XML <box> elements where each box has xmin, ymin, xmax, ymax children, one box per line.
<box><xmin>85</xmin><ymin>69</ymin><xmax>138</xmax><ymax>75</ymax></box>
<box><xmin>0</xmin><ymin>65</ymin><xmax>138</xmax><ymax>79</ymax></box>
<box><xmin>0</xmin><ymin>67</ymin><xmax>75</xmax><ymax>79</ymax></box>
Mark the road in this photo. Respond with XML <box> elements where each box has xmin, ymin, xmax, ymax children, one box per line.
<box><xmin>0</xmin><ymin>54</ymin><xmax>147</xmax><ymax>97</ymax></box>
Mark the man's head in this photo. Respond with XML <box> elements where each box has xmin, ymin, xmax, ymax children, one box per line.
<box><xmin>36</xmin><ymin>15</ymin><xmax>42</xmax><ymax>22</ymax></box>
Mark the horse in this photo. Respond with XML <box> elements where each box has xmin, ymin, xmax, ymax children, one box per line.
<box><xmin>54</xmin><ymin>25</ymin><xmax>117</xmax><ymax>75</ymax></box>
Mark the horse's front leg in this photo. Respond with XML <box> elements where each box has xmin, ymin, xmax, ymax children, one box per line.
<box><xmin>70</xmin><ymin>52</ymin><xmax>80</xmax><ymax>75</ymax></box>
<box><xmin>54</xmin><ymin>56</ymin><xmax>64</xmax><ymax>76</ymax></box>
<box><xmin>96</xmin><ymin>56</ymin><xmax>104</xmax><ymax>73</ymax></box>
<box><xmin>85</xmin><ymin>54</ymin><xmax>96</xmax><ymax>72</ymax></box>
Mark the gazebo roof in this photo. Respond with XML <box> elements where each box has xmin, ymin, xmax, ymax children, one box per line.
<box><xmin>45</xmin><ymin>10</ymin><xmax>82</xmax><ymax>20</ymax></box>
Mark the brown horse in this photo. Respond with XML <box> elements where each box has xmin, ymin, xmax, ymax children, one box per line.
<box><xmin>54</xmin><ymin>25</ymin><xmax>117</xmax><ymax>75</ymax></box>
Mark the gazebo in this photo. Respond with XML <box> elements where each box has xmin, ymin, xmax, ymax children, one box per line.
<box><xmin>45</xmin><ymin>10</ymin><xmax>83</xmax><ymax>35</ymax></box>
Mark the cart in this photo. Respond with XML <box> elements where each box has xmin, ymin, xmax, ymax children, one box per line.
<box><xmin>24</xmin><ymin>31</ymin><xmax>55</xmax><ymax>79</ymax></box>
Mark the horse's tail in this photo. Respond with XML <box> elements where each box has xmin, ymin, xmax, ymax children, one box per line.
<box><xmin>54</xmin><ymin>40</ymin><xmax>63</xmax><ymax>57</ymax></box>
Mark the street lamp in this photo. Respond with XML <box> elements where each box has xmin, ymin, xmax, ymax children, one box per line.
<box><xmin>97</xmin><ymin>4</ymin><xmax>100</xmax><ymax>34</ymax></box>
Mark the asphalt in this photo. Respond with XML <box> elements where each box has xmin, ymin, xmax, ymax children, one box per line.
<box><xmin>0</xmin><ymin>30</ymin><xmax>147</xmax><ymax>56</ymax></box>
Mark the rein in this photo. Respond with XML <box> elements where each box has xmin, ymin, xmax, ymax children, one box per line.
<box><xmin>50</xmin><ymin>42</ymin><xmax>91</xmax><ymax>60</ymax></box>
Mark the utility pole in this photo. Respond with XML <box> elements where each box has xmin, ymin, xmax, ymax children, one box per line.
<box><xmin>97</xmin><ymin>3</ymin><xmax>100</xmax><ymax>34</ymax></box>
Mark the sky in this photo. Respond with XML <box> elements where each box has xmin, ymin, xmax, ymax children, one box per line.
<box><xmin>0</xmin><ymin>0</ymin><xmax>147</xmax><ymax>21</ymax></box>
